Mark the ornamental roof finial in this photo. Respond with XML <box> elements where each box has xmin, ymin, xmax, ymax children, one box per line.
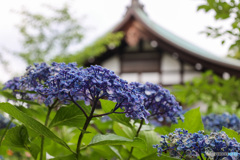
<box><xmin>130</xmin><ymin>0</ymin><xmax>144</xmax><ymax>10</ymax></box>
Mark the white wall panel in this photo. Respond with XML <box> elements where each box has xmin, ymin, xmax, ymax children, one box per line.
<box><xmin>161</xmin><ymin>53</ymin><xmax>181</xmax><ymax>71</ymax></box>
<box><xmin>101</xmin><ymin>55</ymin><xmax>120</xmax><ymax>75</ymax></box>
<box><xmin>121</xmin><ymin>73</ymin><xmax>138</xmax><ymax>82</ymax></box>
<box><xmin>162</xmin><ymin>72</ymin><xmax>181</xmax><ymax>85</ymax></box>
<box><xmin>141</xmin><ymin>72</ymin><xmax>160</xmax><ymax>84</ymax></box>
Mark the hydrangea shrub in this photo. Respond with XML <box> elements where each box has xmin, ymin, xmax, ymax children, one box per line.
<box><xmin>202</xmin><ymin>113</ymin><xmax>240</xmax><ymax>132</ymax></box>
<box><xmin>1</xmin><ymin>62</ymin><xmax>239</xmax><ymax>160</ymax></box>
<box><xmin>154</xmin><ymin>128</ymin><xmax>240</xmax><ymax>160</ymax></box>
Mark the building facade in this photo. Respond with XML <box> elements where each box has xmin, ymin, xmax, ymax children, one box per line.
<box><xmin>86</xmin><ymin>0</ymin><xmax>240</xmax><ymax>85</ymax></box>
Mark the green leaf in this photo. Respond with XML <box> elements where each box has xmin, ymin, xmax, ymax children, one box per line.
<box><xmin>0</xmin><ymin>102</ymin><xmax>73</xmax><ymax>153</ymax></box>
<box><xmin>113</xmin><ymin>122</ymin><xmax>135</xmax><ymax>139</ymax></box>
<box><xmin>109</xmin><ymin>146</ymin><xmax>123</xmax><ymax>160</ymax></box>
<box><xmin>113</xmin><ymin>122</ymin><xmax>158</xmax><ymax>159</ymax></box>
<box><xmin>2</xmin><ymin>125</ymin><xmax>30</xmax><ymax>148</ymax></box>
<box><xmin>87</xmin><ymin>133</ymin><xmax>144</xmax><ymax>148</ymax></box>
<box><xmin>0</xmin><ymin>91</ymin><xmax>40</xmax><ymax>106</ymax></box>
<box><xmin>91</xmin><ymin>145</ymin><xmax>123</xmax><ymax>160</ymax></box>
<box><xmin>154</xmin><ymin>126</ymin><xmax>172</xmax><ymax>135</ymax></box>
<box><xmin>132</xmin><ymin>130</ymin><xmax>160</xmax><ymax>159</ymax></box>
<box><xmin>221</xmin><ymin>40</ymin><xmax>225</xmax><ymax>45</ymax></box>
<box><xmin>171</xmin><ymin>107</ymin><xmax>204</xmax><ymax>133</ymax></box>
<box><xmin>28</xmin><ymin>143</ymin><xmax>40</xmax><ymax>159</ymax></box>
<box><xmin>100</xmin><ymin>99</ymin><xmax>132</xmax><ymax>127</ymax></box>
<box><xmin>222</xmin><ymin>127</ymin><xmax>240</xmax><ymax>142</ymax></box>
<box><xmin>49</xmin><ymin>102</ymin><xmax>90</xmax><ymax>128</ymax></box>
<box><xmin>0</xmin><ymin>90</ymin><xmax>17</xmax><ymax>99</ymax></box>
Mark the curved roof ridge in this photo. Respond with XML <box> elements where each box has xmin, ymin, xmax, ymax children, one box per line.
<box><xmin>133</xmin><ymin>8</ymin><xmax>240</xmax><ymax>68</ymax></box>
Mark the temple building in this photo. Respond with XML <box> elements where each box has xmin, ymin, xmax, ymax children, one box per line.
<box><xmin>86</xmin><ymin>0</ymin><xmax>240</xmax><ymax>86</ymax></box>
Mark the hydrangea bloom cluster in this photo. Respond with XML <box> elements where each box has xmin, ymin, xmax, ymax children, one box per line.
<box><xmin>0</xmin><ymin>114</ymin><xmax>15</xmax><ymax>129</ymax></box>
<box><xmin>153</xmin><ymin>128</ymin><xmax>240</xmax><ymax>160</ymax></box>
<box><xmin>3</xmin><ymin>62</ymin><xmax>184</xmax><ymax>122</ymax></box>
<box><xmin>4</xmin><ymin>62</ymin><xmax>149</xmax><ymax>120</ymax></box>
<box><xmin>129</xmin><ymin>82</ymin><xmax>183</xmax><ymax>123</ymax></box>
<box><xmin>40</xmin><ymin>64</ymin><xmax>150</xmax><ymax>120</ymax></box>
<box><xmin>3</xmin><ymin>63</ymin><xmax>52</xmax><ymax>103</ymax></box>
<box><xmin>202</xmin><ymin>113</ymin><xmax>240</xmax><ymax>132</ymax></box>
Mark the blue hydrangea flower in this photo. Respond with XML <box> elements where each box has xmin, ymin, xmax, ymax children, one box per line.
<box><xmin>153</xmin><ymin>128</ymin><xmax>240</xmax><ymax>160</ymax></box>
<box><xmin>3</xmin><ymin>77</ymin><xmax>20</xmax><ymax>91</ymax></box>
<box><xmin>21</xmin><ymin>62</ymin><xmax>51</xmax><ymax>88</ymax></box>
<box><xmin>129</xmin><ymin>82</ymin><xmax>183</xmax><ymax>123</ymax></box>
<box><xmin>3</xmin><ymin>63</ymin><xmax>53</xmax><ymax>104</ymax></box>
<box><xmin>36</xmin><ymin>64</ymin><xmax>150</xmax><ymax>121</ymax></box>
<box><xmin>202</xmin><ymin>113</ymin><xmax>240</xmax><ymax>132</ymax></box>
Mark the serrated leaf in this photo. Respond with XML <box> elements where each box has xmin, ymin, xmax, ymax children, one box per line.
<box><xmin>0</xmin><ymin>102</ymin><xmax>73</xmax><ymax>153</ymax></box>
<box><xmin>2</xmin><ymin>125</ymin><xmax>30</xmax><ymax>148</ymax></box>
<box><xmin>100</xmin><ymin>99</ymin><xmax>132</xmax><ymax>128</ymax></box>
<box><xmin>222</xmin><ymin>127</ymin><xmax>240</xmax><ymax>142</ymax></box>
<box><xmin>171</xmin><ymin>107</ymin><xmax>204</xmax><ymax>133</ymax></box>
<box><xmin>49</xmin><ymin>102</ymin><xmax>90</xmax><ymax>128</ymax></box>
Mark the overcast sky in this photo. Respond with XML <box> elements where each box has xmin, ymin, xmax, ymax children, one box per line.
<box><xmin>0</xmin><ymin>0</ymin><xmax>233</xmax><ymax>82</ymax></box>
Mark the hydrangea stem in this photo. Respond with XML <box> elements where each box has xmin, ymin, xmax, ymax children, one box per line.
<box><xmin>0</xmin><ymin>118</ymin><xmax>13</xmax><ymax>147</ymax></box>
<box><xmin>40</xmin><ymin>100</ymin><xmax>57</xmax><ymax>160</ymax></box>
<box><xmin>69</xmin><ymin>94</ymin><xmax>88</xmax><ymax>118</ymax></box>
<box><xmin>76</xmin><ymin>98</ymin><xmax>98</xmax><ymax>159</ymax></box>
<box><xmin>127</xmin><ymin>119</ymin><xmax>144</xmax><ymax>160</ymax></box>
<box><xmin>199</xmin><ymin>152</ymin><xmax>204</xmax><ymax>160</ymax></box>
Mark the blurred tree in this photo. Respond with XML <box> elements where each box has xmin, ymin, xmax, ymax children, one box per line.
<box><xmin>15</xmin><ymin>3</ymin><xmax>84</xmax><ymax>64</ymax></box>
<box><xmin>198</xmin><ymin>0</ymin><xmax>240</xmax><ymax>59</ymax></box>
<box><xmin>15</xmin><ymin>3</ymin><xmax>123</xmax><ymax>66</ymax></box>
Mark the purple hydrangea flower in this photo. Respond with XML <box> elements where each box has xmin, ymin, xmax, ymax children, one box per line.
<box><xmin>153</xmin><ymin>128</ymin><xmax>240</xmax><ymax>160</ymax></box>
<box><xmin>202</xmin><ymin>113</ymin><xmax>240</xmax><ymax>132</ymax></box>
<box><xmin>129</xmin><ymin>82</ymin><xmax>183</xmax><ymax>123</ymax></box>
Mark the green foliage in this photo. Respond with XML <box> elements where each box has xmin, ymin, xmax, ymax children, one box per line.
<box><xmin>155</xmin><ymin>107</ymin><xmax>204</xmax><ymax>136</ymax></box>
<box><xmin>1</xmin><ymin>68</ymin><xmax>240</xmax><ymax>159</ymax></box>
<box><xmin>15</xmin><ymin>3</ymin><xmax>84</xmax><ymax>64</ymax></box>
<box><xmin>1</xmin><ymin>99</ymin><xmax>239</xmax><ymax>159</ymax></box>
<box><xmin>100</xmin><ymin>99</ymin><xmax>132</xmax><ymax>127</ymax></box>
<box><xmin>2</xmin><ymin>125</ymin><xmax>30</xmax><ymax>148</ymax></box>
<box><xmin>0</xmin><ymin>103</ymin><xmax>73</xmax><ymax>153</ymax></box>
<box><xmin>113</xmin><ymin>121</ymin><xmax>160</xmax><ymax>159</ymax></box>
<box><xmin>49</xmin><ymin>102</ymin><xmax>90</xmax><ymax>128</ymax></box>
<box><xmin>171</xmin><ymin>107</ymin><xmax>204</xmax><ymax>133</ymax></box>
<box><xmin>222</xmin><ymin>127</ymin><xmax>240</xmax><ymax>142</ymax></box>
<box><xmin>54</xmin><ymin>32</ymin><xmax>124</xmax><ymax>66</ymax></box>
<box><xmin>172</xmin><ymin>71</ymin><xmax>240</xmax><ymax>114</ymax></box>
<box><xmin>0</xmin><ymin>91</ymin><xmax>40</xmax><ymax>106</ymax></box>
<box><xmin>87</xmin><ymin>133</ymin><xmax>144</xmax><ymax>148</ymax></box>
<box><xmin>198</xmin><ymin>0</ymin><xmax>240</xmax><ymax>59</ymax></box>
